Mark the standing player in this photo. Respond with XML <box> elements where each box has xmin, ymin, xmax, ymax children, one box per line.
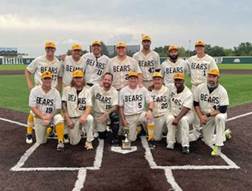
<box><xmin>62</xmin><ymin>70</ymin><xmax>94</xmax><ymax>150</ymax></box>
<box><xmin>62</xmin><ymin>43</ymin><xmax>86</xmax><ymax>87</ymax></box>
<box><xmin>187</xmin><ymin>40</ymin><xmax>219</xmax><ymax>139</ymax></box>
<box><xmin>24</xmin><ymin>41</ymin><xmax>63</xmax><ymax>144</ymax></box>
<box><xmin>161</xmin><ymin>45</ymin><xmax>188</xmax><ymax>88</ymax></box>
<box><xmin>149</xmin><ymin>71</ymin><xmax>170</xmax><ymax>141</ymax></box>
<box><xmin>29</xmin><ymin>71</ymin><xmax>64</xmax><ymax>151</ymax></box>
<box><xmin>119</xmin><ymin>71</ymin><xmax>154</xmax><ymax>142</ymax></box>
<box><xmin>193</xmin><ymin>69</ymin><xmax>229</xmax><ymax>156</ymax></box>
<box><xmin>109</xmin><ymin>41</ymin><xmax>142</xmax><ymax>90</ymax></box>
<box><xmin>82</xmin><ymin>40</ymin><xmax>110</xmax><ymax>87</ymax></box>
<box><xmin>90</xmin><ymin>72</ymin><xmax>119</xmax><ymax>144</ymax></box>
<box><xmin>133</xmin><ymin>34</ymin><xmax>160</xmax><ymax>88</ymax></box>
<box><xmin>166</xmin><ymin>73</ymin><xmax>194</xmax><ymax>154</ymax></box>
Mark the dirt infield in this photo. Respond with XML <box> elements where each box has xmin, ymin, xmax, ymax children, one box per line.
<box><xmin>0</xmin><ymin>103</ymin><xmax>252</xmax><ymax>191</ymax></box>
<box><xmin>1</xmin><ymin>69</ymin><xmax>252</xmax><ymax>75</ymax></box>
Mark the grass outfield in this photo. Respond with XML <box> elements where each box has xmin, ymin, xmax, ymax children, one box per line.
<box><xmin>218</xmin><ymin>63</ymin><xmax>252</xmax><ymax>70</ymax></box>
<box><xmin>0</xmin><ymin>64</ymin><xmax>26</xmax><ymax>70</ymax></box>
<box><xmin>0</xmin><ymin>74</ymin><xmax>251</xmax><ymax>113</ymax></box>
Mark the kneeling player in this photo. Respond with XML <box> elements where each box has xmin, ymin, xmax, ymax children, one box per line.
<box><xmin>119</xmin><ymin>71</ymin><xmax>154</xmax><ymax>142</ymax></box>
<box><xmin>29</xmin><ymin>71</ymin><xmax>64</xmax><ymax>151</ymax></box>
<box><xmin>62</xmin><ymin>70</ymin><xmax>94</xmax><ymax>150</ymax></box>
<box><xmin>166</xmin><ymin>73</ymin><xmax>194</xmax><ymax>154</ymax></box>
<box><xmin>149</xmin><ymin>71</ymin><xmax>170</xmax><ymax>141</ymax></box>
<box><xmin>90</xmin><ymin>72</ymin><xmax>119</xmax><ymax>144</ymax></box>
<box><xmin>194</xmin><ymin>69</ymin><xmax>229</xmax><ymax>156</ymax></box>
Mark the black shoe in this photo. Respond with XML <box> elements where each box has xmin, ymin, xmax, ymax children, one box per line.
<box><xmin>111</xmin><ymin>138</ymin><xmax>119</xmax><ymax>146</ymax></box>
<box><xmin>182</xmin><ymin>146</ymin><xmax>190</xmax><ymax>154</ymax></box>
<box><xmin>98</xmin><ymin>131</ymin><xmax>107</xmax><ymax>139</ymax></box>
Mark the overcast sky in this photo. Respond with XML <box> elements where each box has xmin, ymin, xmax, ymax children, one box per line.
<box><xmin>0</xmin><ymin>0</ymin><xmax>251</xmax><ymax>57</ymax></box>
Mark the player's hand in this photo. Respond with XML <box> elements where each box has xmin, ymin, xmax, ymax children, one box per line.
<box><xmin>66</xmin><ymin>119</ymin><xmax>74</xmax><ymax>129</ymax></box>
<box><xmin>199</xmin><ymin>114</ymin><xmax>208</xmax><ymax>125</ymax></box>
<box><xmin>79</xmin><ymin>115</ymin><xmax>87</xmax><ymax>125</ymax></box>
<box><xmin>43</xmin><ymin>119</ymin><xmax>50</xmax><ymax>126</ymax></box>
<box><xmin>172</xmin><ymin>118</ymin><xmax>179</xmax><ymax>126</ymax></box>
<box><xmin>122</xmin><ymin>118</ymin><xmax>128</xmax><ymax>127</ymax></box>
<box><xmin>60</xmin><ymin>54</ymin><xmax>66</xmax><ymax>61</ymax></box>
<box><xmin>146</xmin><ymin>110</ymin><xmax>153</xmax><ymax>121</ymax></box>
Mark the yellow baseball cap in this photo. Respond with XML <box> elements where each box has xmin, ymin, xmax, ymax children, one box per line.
<box><xmin>141</xmin><ymin>34</ymin><xmax>151</xmax><ymax>41</ymax></box>
<box><xmin>41</xmin><ymin>71</ymin><xmax>53</xmax><ymax>79</ymax></box>
<box><xmin>195</xmin><ymin>40</ymin><xmax>205</xmax><ymax>47</ymax></box>
<box><xmin>116</xmin><ymin>41</ymin><xmax>127</xmax><ymax>48</ymax></box>
<box><xmin>92</xmin><ymin>40</ymin><xmax>102</xmax><ymax>46</ymax></box>
<box><xmin>208</xmin><ymin>69</ymin><xmax>220</xmax><ymax>76</ymax></box>
<box><xmin>45</xmin><ymin>41</ymin><xmax>56</xmax><ymax>49</ymax></box>
<box><xmin>128</xmin><ymin>71</ymin><xmax>138</xmax><ymax>78</ymax></box>
<box><xmin>71</xmin><ymin>43</ymin><xmax>82</xmax><ymax>50</ymax></box>
<box><xmin>168</xmin><ymin>45</ymin><xmax>178</xmax><ymax>52</ymax></box>
<box><xmin>173</xmin><ymin>72</ymin><xmax>185</xmax><ymax>80</ymax></box>
<box><xmin>152</xmin><ymin>72</ymin><xmax>163</xmax><ymax>78</ymax></box>
<box><xmin>72</xmin><ymin>70</ymin><xmax>84</xmax><ymax>78</ymax></box>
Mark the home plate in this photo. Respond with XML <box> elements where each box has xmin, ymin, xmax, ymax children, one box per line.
<box><xmin>111</xmin><ymin>146</ymin><xmax>137</xmax><ymax>154</ymax></box>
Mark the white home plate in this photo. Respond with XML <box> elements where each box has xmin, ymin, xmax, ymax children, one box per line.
<box><xmin>111</xmin><ymin>146</ymin><xmax>137</xmax><ymax>154</ymax></box>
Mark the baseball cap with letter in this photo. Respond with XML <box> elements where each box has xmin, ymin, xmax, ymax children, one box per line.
<box><xmin>208</xmin><ymin>69</ymin><xmax>220</xmax><ymax>76</ymax></box>
<box><xmin>45</xmin><ymin>41</ymin><xmax>56</xmax><ymax>49</ymax></box>
<box><xmin>41</xmin><ymin>71</ymin><xmax>53</xmax><ymax>79</ymax></box>
<box><xmin>168</xmin><ymin>45</ymin><xmax>178</xmax><ymax>52</ymax></box>
<box><xmin>92</xmin><ymin>40</ymin><xmax>102</xmax><ymax>46</ymax></box>
<box><xmin>116</xmin><ymin>41</ymin><xmax>127</xmax><ymax>48</ymax></box>
<box><xmin>173</xmin><ymin>72</ymin><xmax>185</xmax><ymax>80</ymax></box>
<box><xmin>72</xmin><ymin>43</ymin><xmax>82</xmax><ymax>51</ymax></box>
<box><xmin>141</xmin><ymin>34</ymin><xmax>151</xmax><ymax>41</ymax></box>
<box><xmin>195</xmin><ymin>40</ymin><xmax>205</xmax><ymax>47</ymax></box>
<box><xmin>72</xmin><ymin>70</ymin><xmax>84</xmax><ymax>78</ymax></box>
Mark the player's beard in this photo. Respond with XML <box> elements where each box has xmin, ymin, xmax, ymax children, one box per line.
<box><xmin>207</xmin><ymin>81</ymin><xmax>218</xmax><ymax>89</ymax></box>
<box><xmin>169</xmin><ymin>55</ymin><xmax>178</xmax><ymax>62</ymax></box>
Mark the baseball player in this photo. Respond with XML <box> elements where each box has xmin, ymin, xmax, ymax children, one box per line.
<box><xmin>193</xmin><ymin>69</ymin><xmax>229</xmax><ymax>156</ymax></box>
<box><xmin>24</xmin><ymin>41</ymin><xmax>63</xmax><ymax>144</ymax></box>
<box><xmin>166</xmin><ymin>72</ymin><xmax>194</xmax><ymax>154</ymax></box>
<box><xmin>90</xmin><ymin>72</ymin><xmax>119</xmax><ymax>144</ymax></box>
<box><xmin>109</xmin><ymin>41</ymin><xmax>142</xmax><ymax>90</ymax></box>
<box><xmin>29</xmin><ymin>71</ymin><xmax>64</xmax><ymax>151</ymax></box>
<box><xmin>82</xmin><ymin>40</ymin><xmax>110</xmax><ymax>87</ymax></box>
<box><xmin>187</xmin><ymin>40</ymin><xmax>219</xmax><ymax>140</ymax></box>
<box><xmin>133</xmin><ymin>34</ymin><xmax>160</xmax><ymax>88</ymax></box>
<box><xmin>160</xmin><ymin>45</ymin><xmax>188</xmax><ymax>88</ymax></box>
<box><xmin>62</xmin><ymin>43</ymin><xmax>86</xmax><ymax>87</ymax></box>
<box><xmin>119</xmin><ymin>71</ymin><xmax>154</xmax><ymax>142</ymax></box>
<box><xmin>62</xmin><ymin>70</ymin><xmax>94</xmax><ymax>150</ymax></box>
<box><xmin>149</xmin><ymin>71</ymin><xmax>170</xmax><ymax>141</ymax></box>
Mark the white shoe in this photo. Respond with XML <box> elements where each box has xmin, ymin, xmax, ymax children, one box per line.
<box><xmin>166</xmin><ymin>142</ymin><xmax>174</xmax><ymax>150</ymax></box>
<box><xmin>225</xmin><ymin>129</ymin><xmax>232</xmax><ymax>140</ymax></box>
<box><xmin>94</xmin><ymin>132</ymin><xmax>99</xmax><ymax>138</ymax></box>
<box><xmin>26</xmin><ymin>134</ymin><xmax>33</xmax><ymax>144</ymax></box>
<box><xmin>85</xmin><ymin>141</ymin><xmax>93</xmax><ymax>150</ymax></box>
<box><xmin>57</xmin><ymin>142</ymin><xmax>64</xmax><ymax>151</ymax></box>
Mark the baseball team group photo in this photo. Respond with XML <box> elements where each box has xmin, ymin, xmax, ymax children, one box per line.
<box><xmin>0</xmin><ymin>1</ymin><xmax>252</xmax><ymax>191</ymax></box>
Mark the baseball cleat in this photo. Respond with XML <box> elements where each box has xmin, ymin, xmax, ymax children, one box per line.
<box><xmin>64</xmin><ymin>134</ymin><xmax>70</xmax><ymax>144</ymax></box>
<box><xmin>85</xmin><ymin>141</ymin><xmax>93</xmax><ymax>150</ymax></box>
<box><xmin>182</xmin><ymin>146</ymin><xmax>190</xmax><ymax>154</ymax></box>
<box><xmin>225</xmin><ymin>129</ymin><xmax>232</xmax><ymax>140</ymax></box>
<box><xmin>26</xmin><ymin>134</ymin><xmax>33</xmax><ymax>144</ymax></box>
<box><xmin>211</xmin><ymin>146</ymin><xmax>221</xmax><ymax>156</ymax></box>
<box><xmin>166</xmin><ymin>142</ymin><xmax>174</xmax><ymax>150</ymax></box>
<box><xmin>56</xmin><ymin>142</ymin><xmax>64</xmax><ymax>151</ymax></box>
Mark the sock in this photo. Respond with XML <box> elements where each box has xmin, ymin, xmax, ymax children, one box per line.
<box><xmin>26</xmin><ymin>113</ymin><xmax>34</xmax><ymax>135</ymax></box>
<box><xmin>55</xmin><ymin>123</ymin><xmax>64</xmax><ymax>143</ymax></box>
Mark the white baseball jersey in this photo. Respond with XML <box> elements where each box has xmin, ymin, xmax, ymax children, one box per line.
<box><xmin>82</xmin><ymin>53</ymin><xmax>110</xmax><ymax>85</ymax></box>
<box><xmin>109</xmin><ymin>56</ymin><xmax>142</xmax><ymax>90</ymax></box>
<box><xmin>170</xmin><ymin>85</ymin><xmax>193</xmax><ymax>116</ymax></box>
<box><xmin>161</xmin><ymin>58</ymin><xmax>188</xmax><ymax>86</ymax></box>
<box><xmin>26</xmin><ymin>55</ymin><xmax>62</xmax><ymax>88</ymax></box>
<box><xmin>187</xmin><ymin>54</ymin><xmax>218</xmax><ymax>86</ymax></box>
<box><xmin>90</xmin><ymin>84</ymin><xmax>118</xmax><ymax>113</ymax></box>
<box><xmin>193</xmin><ymin>83</ymin><xmax>229</xmax><ymax>114</ymax></box>
<box><xmin>119</xmin><ymin>86</ymin><xmax>152</xmax><ymax>116</ymax></box>
<box><xmin>62</xmin><ymin>55</ymin><xmax>86</xmax><ymax>86</ymax></box>
<box><xmin>62</xmin><ymin>86</ymin><xmax>92</xmax><ymax>118</ymax></box>
<box><xmin>29</xmin><ymin>85</ymin><xmax>61</xmax><ymax>114</ymax></box>
<box><xmin>150</xmin><ymin>85</ymin><xmax>170</xmax><ymax>117</ymax></box>
<box><xmin>133</xmin><ymin>50</ymin><xmax>160</xmax><ymax>81</ymax></box>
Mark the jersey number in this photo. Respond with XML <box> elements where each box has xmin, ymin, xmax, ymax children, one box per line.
<box><xmin>46</xmin><ymin>107</ymin><xmax>53</xmax><ymax>113</ymax></box>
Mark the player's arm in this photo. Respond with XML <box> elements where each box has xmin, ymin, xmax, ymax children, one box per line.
<box><xmin>119</xmin><ymin>105</ymin><xmax>128</xmax><ymax>126</ymax></box>
<box><xmin>79</xmin><ymin>106</ymin><xmax>92</xmax><ymax>124</ymax></box>
<box><xmin>62</xmin><ymin>101</ymin><xmax>74</xmax><ymax>128</ymax></box>
<box><xmin>25</xmin><ymin>69</ymin><xmax>34</xmax><ymax>91</ymax></box>
<box><xmin>57</xmin><ymin>76</ymin><xmax>63</xmax><ymax>92</ymax></box>
<box><xmin>173</xmin><ymin>106</ymin><xmax>190</xmax><ymax>126</ymax></box>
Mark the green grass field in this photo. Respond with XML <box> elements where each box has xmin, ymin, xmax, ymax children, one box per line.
<box><xmin>0</xmin><ymin>74</ymin><xmax>251</xmax><ymax>113</ymax></box>
<box><xmin>0</xmin><ymin>64</ymin><xmax>26</xmax><ymax>70</ymax></box>
<box><xmin>218</xmin><ymin>64</ymin><xmax>252</xmax><ymax>70</ymax></box>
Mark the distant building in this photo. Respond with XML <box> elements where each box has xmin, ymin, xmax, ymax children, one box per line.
<box><xmin>0</xmin><ymin>47</ymin><xmax>34</xmax><ymax>65</ymax></box>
